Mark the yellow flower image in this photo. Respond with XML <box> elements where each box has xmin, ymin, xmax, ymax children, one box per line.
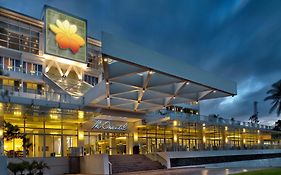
<box><xmin>49</xmin><ymin>19</ymin><xmax>85</xmax><ymax>54</ymax></box>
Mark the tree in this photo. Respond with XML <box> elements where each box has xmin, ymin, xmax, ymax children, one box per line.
<box><xmin>7</xmin><ymin>162</ymin><xmax>20</xmax><ymax>175</ymax></box>
<box><xmin>249</xmin><ymin>113</ymin><xmax>259</xmax><ymax>124</ymax></box>
<box><xmin>26</xmin><ymin>160</ymin><xmax>37</xmax><ymax>175</ymax></box>
<box><xmin>273</xmin><ymin>120</ymin><xmax>281</xmax><ymax>131</ymax></box>
<box><xmin>35</xmin><ymin>161</ymin><xmax>49</xmax><ymax>175</ymax></box>
<box><xmin>3</xmin><ymin>121</ymin><xmax>32</xmax><ymax>158</ymax></box>
<box><xmin>264</xmin><ymin>79</ymin><xmax>281</xmax><ymax>116</ymax></box>
<box><xmin>4</xmin><ymin>121</ymin><xmax>21</xmax><ymax>141</ymax></box>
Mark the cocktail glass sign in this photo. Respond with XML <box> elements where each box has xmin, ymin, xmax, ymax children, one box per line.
<box><xmin>92</xmin><ymin>120</ymin><xmax>128</xmax><ymax>131</ymax></box>
<box><xmin>44</xmin><ymin>6</ymin><xmax>87</xmax><ymax>63</ymax></box>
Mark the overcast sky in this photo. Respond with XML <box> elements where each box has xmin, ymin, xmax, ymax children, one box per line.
<box><xmin>1</xmin><ymin>0</ymin><xmax>280</xmax><ymax>125</ymax></box>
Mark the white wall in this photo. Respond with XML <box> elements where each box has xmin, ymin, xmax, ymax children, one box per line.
<box><xmin>0</xmin><ymin>156</ymin><xmax>7</xmax><ymax>175</ymax></box>
<box><xmin>80</xmin><ymin>154</ymin><xmax>109</xmax><ymax>175</ymax></box>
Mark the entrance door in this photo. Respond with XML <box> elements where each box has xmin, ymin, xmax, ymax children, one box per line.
<box><xmin>88</xmin><ymin>132</ymin><xmax>128</xmax><ymax>155</ymax></box>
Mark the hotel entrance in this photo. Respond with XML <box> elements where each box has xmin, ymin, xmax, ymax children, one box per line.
<box><xmin>84</xmin><ymin>132</ymin><xmax>131</xmax><ymax>155</ymax></box>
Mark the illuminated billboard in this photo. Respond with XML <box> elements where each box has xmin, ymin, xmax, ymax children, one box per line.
<box><xmin>44</xmin><ymin>6</ymin><xmax>87</xmax><ymax>63</ymax></box>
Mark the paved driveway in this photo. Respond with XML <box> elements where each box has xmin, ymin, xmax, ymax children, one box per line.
<box><xmin>115</xmin><ymin>168</ymin><xmax>257</xmax><ymax>175</ymax></box>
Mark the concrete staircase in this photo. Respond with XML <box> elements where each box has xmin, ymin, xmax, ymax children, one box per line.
<box><xmin>109</xmin><ymin>154</ymin><xmax>165</xmax><ymax>174</ymax></box>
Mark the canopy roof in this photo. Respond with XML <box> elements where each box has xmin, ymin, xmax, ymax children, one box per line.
<box><xmin>89</xmin><ymin>32</ymin><xmax>237</xmax><ymax>113</ymax></box>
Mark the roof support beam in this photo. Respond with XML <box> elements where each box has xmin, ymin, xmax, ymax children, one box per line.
<box><xmin>165</xmin><ymin>81</ymin><xmax>187</xmax><ymax>106</ymax></box>
<box><xmin>134</xmin><ymin>72</ymin><xmax>152</xmax><ymax>110</ymax></box>
<box><xmin>198</xmin><ymin>90</ymin><xmax>214</xmax><ymax>100</ymax></box>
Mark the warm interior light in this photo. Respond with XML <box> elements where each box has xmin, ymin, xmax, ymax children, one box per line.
<box><xmin>225</xmin><ymin>126</ymin><xmax>228</xmax><ymax>131</ymax></box>
<box><xmin>203</xmin><ymin>136</ymin><xmax>206</xmax><ymax>143</ymax></box>
<box><xmin>173</xmin><ymin>133</ymin><xmax>177</xmax><ymax>142</ymax></box>
<box><xmin>116</xmin><ymin>136</ymin><xmax>126</xmax><ymax>140</ymax></box>
<box><xmin>78</xmin><ymin>111</ymin><xmax>84</xmax><ymax>119</ymax></box>
<box><xmin>78</xmin><ymin>131</ymin><xmax>84</xmax><ymax>140</ymax></box>
<box><xmin>173</xmin><ymin>120</ymin><xmax>178</xmax><ymax>126</ymax></box>
<box><xmin>50</xmin><ymin>114</ymin><xmax>58</xmax><ymax>119</ymax></box>
<box><xmin>0</xmin><ymin>128</ymin><xmax>3</xmax><ymax>137</ymax></box>
<box><xmin>134</xmin><ymin>132</ymin><xmax>138</xmax><ymax>142</ymax></box>
<box><xmin>14</xmin><ymin>111</ymin><xmax>22</xmax><ymax>116</ymax></box>
<box><xmin>243</xmin><ymin>128</ymin><xmax>246</xmax><ymax>133</ymax></box>
<box><xmin>225</xmin><ymin>137</ymin><xmax>228</xmax><ymax>143</ymax></box>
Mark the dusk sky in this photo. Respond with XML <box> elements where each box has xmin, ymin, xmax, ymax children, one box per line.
<box><xmin>1</xmin><ymin>0</ymin><xmax>280</xmax><ymax>125</ymax></box>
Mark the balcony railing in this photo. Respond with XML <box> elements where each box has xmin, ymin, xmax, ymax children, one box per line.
<box><xmin>0</xmin><ymin>84</ymin><xmax>83</xmax><ymax>105</ymax></box>
<box><xmin>147</xmin><ymin>110</ymin><xmax>274</xmax><ymax>130</ymax></box>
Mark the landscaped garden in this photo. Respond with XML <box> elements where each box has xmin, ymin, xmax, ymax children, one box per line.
<box><xmin>233</xmin><ymin>168</ymin><xmax>281</xmax><ymax>175</ymax></box>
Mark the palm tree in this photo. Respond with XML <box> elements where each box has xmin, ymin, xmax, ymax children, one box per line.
<box><xmin>26</xmin><ymin>161</ymin><xmax>37</xmax><ymax>175</ymax></box>
<box><xmin>264</xmin><ymin>79</ymin><xmax>281</xmax><ymax>116</ymax></box>
<box><xmin>7</xmin><ymin>162</ymin><xmax>20</xmax><ymax>175</ymax></box>
<box><xmin>35</xmin><ymin>161</ymin><xmax>49</xmax><ymax>175</ymax></box>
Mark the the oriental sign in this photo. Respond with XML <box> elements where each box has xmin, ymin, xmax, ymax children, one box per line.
<box><xmin>92</xmin><ymin>120</ymin><xmax>128</xmax><ymax>131</ymax></box>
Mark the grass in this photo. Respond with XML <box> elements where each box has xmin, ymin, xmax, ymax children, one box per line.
<box><xmin>233</xmin><ymin>168</ymin><xmax>281</xmax><ymax>175</ymax></box>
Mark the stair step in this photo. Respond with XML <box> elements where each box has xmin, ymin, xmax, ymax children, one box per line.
<box><xmin>109</xmin><ymin>155</ymin><xmax>164</xmax><ymax>173</ymax></box>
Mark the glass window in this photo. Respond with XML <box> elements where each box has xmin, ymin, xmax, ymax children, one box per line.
<box><xmin>0</xmin><ymin>15</ymin><xmax>41</xmax><ymax>55</ymax></box>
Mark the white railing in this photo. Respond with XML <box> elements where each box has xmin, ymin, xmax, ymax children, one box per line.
<box><xmin>147</xmin><ymin>110</ymin><xmax>274</xmax><ymax>130</ymax></box>
<box><xmin>108</xmin><ymin>161</ymin><xmax>112</xmax><ymax>174</ymax></box>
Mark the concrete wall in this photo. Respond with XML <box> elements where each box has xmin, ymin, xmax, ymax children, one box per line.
<box><xmin>157</xmin><ymin>149</ymin><xmax>281</xmax><ymax>169</ymax></box>
<box><xmin>0</xmin><ymin>156</ymin><xmax>7</xmax><ymax>175</ymax></box>
<box><xmin>80</xmin><ymin>154</ymin><xmax>109</xmax><ymax>175</ymax></box>
<box><xmin>205</xmin><ymin>157</ymin><xmax>281</xmax><ymax>168</ymax></box>
<box><xmin>7</xmin><ymin>157</ymin><xmax>69</xmax><ymax>175</ymax></box>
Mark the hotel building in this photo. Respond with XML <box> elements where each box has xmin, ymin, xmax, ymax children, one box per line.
<box><xmin>0</xmin><ymin>5</ymin><xmax>281</xmax><ymax>174</ymax></box>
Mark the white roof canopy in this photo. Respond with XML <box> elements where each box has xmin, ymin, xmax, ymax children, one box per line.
<box><xmin>89</xmin><ymin>32</ymin><xmax>237</xmax><ymax>113</ymax></box>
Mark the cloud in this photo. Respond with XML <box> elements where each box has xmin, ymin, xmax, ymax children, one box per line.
<box><xmin>1</xmin><ymin>0</ymin><xmax>281</xmax><ymax>124</ymax></box>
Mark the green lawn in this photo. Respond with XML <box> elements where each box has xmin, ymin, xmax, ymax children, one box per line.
<box><xmin>234</xmin><ymin>168</ymin><xmax>281</xmax><ymax>175</ymax></box>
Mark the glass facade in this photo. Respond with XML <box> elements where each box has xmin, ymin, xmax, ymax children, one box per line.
<box><xmin>1</xmin><ymin>103</ymin><xmax>279</xmax><ymax>158</ymax></box>
<box><xmin>0</xmin><ymin>14</ymin><xmax>40</xmax><ymax>55</ymax></box>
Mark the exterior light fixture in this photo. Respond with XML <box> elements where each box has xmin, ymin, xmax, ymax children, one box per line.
<box><xmin>186</xmin><ymin>81</ymin><xmax>190</xmax><ymax>85</ymax></box>
<box><xmin>106</xmin><ymin>81</ymin><xmax>109</xmax><ymax>85</ymax></box>
<box><xmin>142</xmin><ymin>88</ymin><xmax>145</xmax><ymax>93</ymax></box>
<box><xmin>104</xmin><ymin>58</ymin><xmax>108</xmax><ymax>62</ymax></box>
<box><xmin>213</xmin><ymin>90</ymin><xmax>217</xmax><ymax>93</ymax></box>
<box><xmin>173</xmin><ymin>96</ymin><xmax>176</xmax><ymax>99</ymax></box>
<box><xmin>202</xmin><ymin>123</ymin><xmax>206</xmax><ymax>127</ymax></box>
